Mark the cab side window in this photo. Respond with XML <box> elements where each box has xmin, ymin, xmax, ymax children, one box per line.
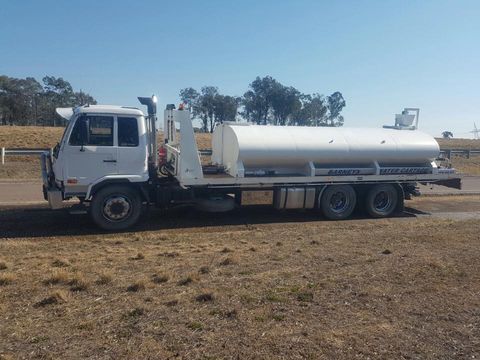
<box><xmin>118</xmin><ymin>117</ymin><xmax>139</xmax><ymax>147</ymax></box>
<box><xmin>69</xmin><ymin>116</ymin><xmax>114</xmax><ymax>146</ymax></box>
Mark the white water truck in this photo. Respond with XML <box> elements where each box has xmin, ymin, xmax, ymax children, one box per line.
<box><xmin>41</xmin><ymin>96</ymin><xmax>460</xmax><ymax>230</ymax></box>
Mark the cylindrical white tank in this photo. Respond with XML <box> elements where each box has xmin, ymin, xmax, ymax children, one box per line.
<box><xmin>212</xmin><ymin>124</ymin><xmax>440</xmax><ymax>177</ymax></box>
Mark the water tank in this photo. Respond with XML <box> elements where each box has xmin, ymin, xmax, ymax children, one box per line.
<box><xmin>211</xmin><ymin>124</ymin><xmax>440</xmax><ymax>177</ymax></box>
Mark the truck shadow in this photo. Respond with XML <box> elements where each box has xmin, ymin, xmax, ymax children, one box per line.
<box><xmin>0</xmin><ymin>204</ymin><xmax>428</xmax><ymax>239</ymax></box>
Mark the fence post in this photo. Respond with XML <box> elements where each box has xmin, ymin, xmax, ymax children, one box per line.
<box><xmin>1</xmin><ymin>147</ymin><xmax>4</xmax><ymax>165</ymax></box>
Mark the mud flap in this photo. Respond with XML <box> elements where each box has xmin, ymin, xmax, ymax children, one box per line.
<box><xmin>47</xmin><ymin>189</ymin><xmax>63</xmax><ymax>210</ymax></box>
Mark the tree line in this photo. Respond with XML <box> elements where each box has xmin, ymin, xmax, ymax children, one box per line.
<box><xmin>1</xmin><ymin>74</ymin><xmax>346</xmax><ymax>130</ymax></box>
<box><xmin>180</xmin><ymin>75</ymin><xmax>346</xmax><ymax>132</ymax></box>
<box><xmin>0</xmin><ymin>75</ymin><xmax>96</xmax><ymax>126</ymax></box>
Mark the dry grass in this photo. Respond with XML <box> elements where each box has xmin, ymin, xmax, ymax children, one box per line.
<box><xmin>68</xmin><ymin>273</ymin><xmax>89</xmax><ymax>292</ymax></box>
<box><xmin>449</xmin><ymin>154</ymin><xmax>480</xmax><ymax>175</ymax></box>
<box><xmin>131</xmin><ymin>252</ymin><xmax>145</xmax><ymax>260</ymax></box>
<box><xmin>0</xmin><ymin>126</ymin><xmax>64</xmax><ymax>148</ymax></box>
<box><xmin>195</xmin><ymin>292</ymin><xmax>214</xmax><ymax>302</ymax></box>
<box><xmin>178</xmin><ymin>275</ymin><xmax>195</xmax><ymax>286</ymax></box>
<box><xmin>0</xmin><ymin>260</ymin><xmax>7</xmax><ymax>270</ymax></box>
<box><xmin>51</xmin><ymin>258</ymin><xmax>70</xmax><ymax>267</ymax></box>
<box><xmin>0</xmin><ymin>273</ymin><xmax>15</xmax><ymax>285</ymax></box>
<box><xmin>1</xmin><ymin>196</ymin><xmax>479</xmax><ymax>358</ymax></box>
<box><xmin>126</xmin><ymin>279</ymin><xmax>146</xmax><ymax>292</ymax></box>
<box><xmin>436</xmin><ymin>137</ymin><xmax>480</xmax><ymax>150</ymax></box>
<box><xmin>151</xmin><ymin>273</ymin><xmax>169</xmax><ymax>284</ymax></box>
<box><xmin>43</xmin><ymin>269</ymin><xmax>70</xmax><ymax>285</ymax></box>
<box><xmin>42</xmin><ymin>269</ymin><xmax>88</xmax><ymax>292</ymax></box>
<box><xmin>34</xmin><ymin>290</ymin><xmax>70</xmax><ymax>308</ymax></box>
<box><xmin>95</xmin><ymin>271</ymin><xmax>113</xmax><ymax>285</ymax></box>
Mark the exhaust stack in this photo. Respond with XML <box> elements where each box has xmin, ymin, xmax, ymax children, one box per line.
<box><xmin>138</xmin><ymin>95</ymin><xmax>158</xmax><ymax>175</ymax></box>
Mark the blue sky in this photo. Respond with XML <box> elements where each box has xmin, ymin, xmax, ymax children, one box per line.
<box><xmin>1</xmin><ymin>0</ymin><xmax>479</xmax><ymax>136</ymax></box>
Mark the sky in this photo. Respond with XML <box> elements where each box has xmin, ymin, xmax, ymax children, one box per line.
<box><xmin>1</xmin><ymin>0</ymin><xmax>479</xmax><ymax>137</ymax></box>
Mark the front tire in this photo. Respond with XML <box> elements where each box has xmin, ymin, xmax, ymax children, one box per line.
<box><xmin>320</xmin><ymin>185</ymin><xmax>357</xmax><ymax>220</ymax></box>
<box><xmin>364</xmin><ymin>184</ymin><xmax>398</xmax><ymax>218</ymax></box>
<box><xmin>90</xmin><ymin>185</ymin><xmax>142</xmax><ymax>231</ymax></box>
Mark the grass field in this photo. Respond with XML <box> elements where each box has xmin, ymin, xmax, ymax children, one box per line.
<box><xmin>0</xmin><ymin>196</ymin><xmax>479</xmax><ymax>359</ymax></box>
<box><xmin>436</xmin><ymin>137</ymin><xmax>480</xmax><ymax>150</ymax></box>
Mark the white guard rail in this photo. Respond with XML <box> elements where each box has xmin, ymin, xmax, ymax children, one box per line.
<box><xmin>1</xmin><ymin>147</ymin><xmax>52</xmax><ymax>165</ymax></box>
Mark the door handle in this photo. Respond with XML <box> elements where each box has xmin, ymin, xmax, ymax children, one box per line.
<box><xmin>103</xmin><ymin>159</ymin><xmax>117</xmax><ymax>163</ymax></box>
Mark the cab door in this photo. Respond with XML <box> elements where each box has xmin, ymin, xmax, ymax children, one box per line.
<box><xmin>116</xmin><ymin>116</ymin><xmax>148</xmax><ymax>178</ymax></box>
<box><xmin>63</xmin><ymin>114</ymin><xmax>117</xmax><ymax>190</ymax></box>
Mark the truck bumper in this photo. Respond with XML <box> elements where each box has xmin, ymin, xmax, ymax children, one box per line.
<box><xmin>40</xmin><ymin>152</ymin><xmax>63</xmax><ymax>210</ymax></box>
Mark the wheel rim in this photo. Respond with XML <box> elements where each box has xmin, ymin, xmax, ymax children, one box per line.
<box><xmin>103</xmin><ymin>195</ymin><xmax>132</xmax><ymax>222</ymax></box>
<box><xmin>373</xmin><ymin>191</ymin><xmax>392</xmax><ymax>212</ymax></box>
<box><xmin>329</xmin><ymin>191</ymin><xmax>349</xmax><ymax>214</ymax></box>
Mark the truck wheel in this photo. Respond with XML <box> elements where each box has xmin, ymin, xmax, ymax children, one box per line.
<box><xmin>90</xmin><ymin>185</ymin><xmax>142</xmax><ymax>231</ymax></box>
<box><xmin>365</xmin><ymin>184</ymin><xmax>398</xmax><ymax>218</ymax></box>
<box><xmin>320</xmin><ymin>185</ymin><xmax>356</xmax><ymax>220</ymax></box>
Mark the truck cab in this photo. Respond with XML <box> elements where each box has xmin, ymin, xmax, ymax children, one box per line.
<box><xmin>43</xmin><ymin>105</ymin><xmax>150</xmax><ymax>214</ymax></box>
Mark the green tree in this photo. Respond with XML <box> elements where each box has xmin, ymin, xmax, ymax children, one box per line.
<box><xmin>198</xmin><ymin>86</ymin><xmax>218</xmax><ymax>132</ymax></box>
<box><xmin>214</xmin><ymin>95</ymin><xmax>239</xmax><ymax>124</ymax></box>
<box><xmin>293</xmin><ymin>93</ymin><xmax>328</xmax><ymax>126</ymax></box>
<box><xmin>242</xmin><ymin>76</ymin><xmax>277</xmax><ymax>124</ymax></box>
<box><xmin>326</xmin><ymin>91</ymin><xmax>346</xmax><ymax>127</ymax></box>
<box><xmin>180</xmin><ymin>87</ymin><xmax>240</xmax><ymax>132</ymax></box>
<box><xmin>270</xmin><ymin>84</ymin><xmax>302</xmax><ymax>125</ymax></box>
<box><xmin>442</xmin><ymin>131</ymin><xmax>453</xmax><ymax>139</ymax></box>
<box><xmin>0</xmin><ymin>76</ymin><xmax>43</xmax><ymax>125</ymax></box>
<box><xmin>180</xmin><ymin>87</ymin><xmax>200</xmax><ymax>109</ymax></box>
<box><xmin>74</xmin><ymin>90</ymin><xmax>97</xmax><ymax>106</ymax></box>
<box><xmin>42</xmin><ymin>76</ymin><xmax>74</xmax><ymax>126</ymax></box>
<box><xmin>1</xmin><ymin>75</ymin><xmax>97</xmax><ymax>126</ymax></box>
<box><xmin>179</xmin><ymin>87</ymin><xmax>200</xmax><ymax>113</ymax></box>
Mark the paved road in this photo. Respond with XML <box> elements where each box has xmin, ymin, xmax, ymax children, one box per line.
<box><xmin>418</xmin><ymin>175</ymin><xmax>480</xmax><ymax>195</ymax></box>
<box><xmin>0</xmin><ymin>181</ymin><xmax>44</xmax><ymax>205</ymax></box>
<box><xmin>1</xmin><ymin>176</ymin><xmax>479</xmax><ymax>205</ymax></box>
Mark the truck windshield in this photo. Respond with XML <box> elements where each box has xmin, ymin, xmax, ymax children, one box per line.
<box><xmin>54</xmin><ymin>119</ymin><xmax>76</xmax><ymax>157</ymax></box>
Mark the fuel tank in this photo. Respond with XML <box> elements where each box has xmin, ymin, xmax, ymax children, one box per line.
<box><xmin>211</xmin><ymin>123</ymin><xmax>440</xmax><ymax>177</ymax></box>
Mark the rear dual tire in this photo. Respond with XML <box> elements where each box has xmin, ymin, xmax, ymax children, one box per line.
<box><xmin>364</xmin><ymin>184</ymin><xmax>398</xmax><ymax>218</ymax></box>
<box><xmin>320</xmin><ymin>185</ymin><xmax>357</xmax><ymax>220</ymax></box>
<box><xmin>319</xmin><ymin>184</ymin><xmax>399</xmax><ymax>220</ymax></box>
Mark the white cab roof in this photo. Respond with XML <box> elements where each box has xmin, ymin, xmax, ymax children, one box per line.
<box><xmin>74</xmin><ymin>105</ymin><xmax>144</xmax><ymax>117</ymax></box>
